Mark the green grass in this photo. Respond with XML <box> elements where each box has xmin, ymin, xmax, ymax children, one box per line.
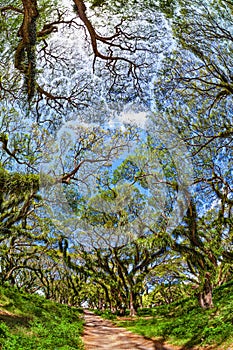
<box><xmin>93</xmin><ymin>309</ymin><xmax>117</xmax><ymax>320</ymax></box>
<box><xmin>116</xmin><ymin>281</ymin><xmax>233</xmax><ymax>349</ymax></box>
<box><xmin>0</xmin><ymin>285</ymin><xmax>84</xmax><ymax>350</ymax></box>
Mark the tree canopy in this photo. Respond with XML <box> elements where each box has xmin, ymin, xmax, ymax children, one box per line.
<box><xmin>0</xmin><ymin>0</ymin><xmax>232</xmax><ymax>313</ymax></box>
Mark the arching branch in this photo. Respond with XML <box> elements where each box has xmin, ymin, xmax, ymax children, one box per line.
<box><xmin>15</xmin><ymin>0</ymin><xmax>39</xmax><ymax>100</ymax></box>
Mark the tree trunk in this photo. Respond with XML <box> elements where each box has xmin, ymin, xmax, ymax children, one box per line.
<box><xmin>129</xmin><ymin>291</ymin><xmax>137</xmax><ymax>317</ymax></box>
<box><xmin>198</xmin><ymin>274</ymin><xmax>214</xmax><ymax>309</ymax></box>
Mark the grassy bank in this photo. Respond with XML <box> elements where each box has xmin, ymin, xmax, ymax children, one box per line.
<box><xmin>0</xmin><ymin>286</ymin><xmax>84</xmax><ymax>350</ymax></box>
<box><xmin>115</xmin><ymin>281</ymin><xmax>233</xmax><ymax>349</ymax></box>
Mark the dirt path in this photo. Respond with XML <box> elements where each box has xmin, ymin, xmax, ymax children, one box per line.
<box><xmin>82</xmin><ymin>310</ymin><xmax>175</xmax><ymax>350</ymax></box>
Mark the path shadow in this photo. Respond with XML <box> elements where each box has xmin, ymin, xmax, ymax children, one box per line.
<box><xmin>0</xmin><ymin>312</ymin><xmax>31</xmax><ymax>328</ymax></box>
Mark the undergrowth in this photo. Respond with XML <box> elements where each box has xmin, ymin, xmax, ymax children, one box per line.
<box><xmin>93</xmin><ymin>309</ymin><xmax>117</xmax><ymax>320</ymax></box>
<box><xmin>0</xmin><ymin>286</ymin><xmax>84</xmax><ymax>350</ymax></box>
<box><xmin>115</xmin><ymin>281</ymin><xmax>233</xmax><ymax>349</ymax></box>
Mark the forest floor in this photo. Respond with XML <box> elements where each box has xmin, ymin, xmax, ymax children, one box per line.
<box><xmin>82</xmin><ymin>310</ymin><xmax>181</xmax><ymax>350</ymax></box>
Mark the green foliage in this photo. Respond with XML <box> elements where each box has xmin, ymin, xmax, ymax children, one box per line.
<box><xmin>117</xmin><ymin>281</ymin><xmax>233</xmax><ymax>348</ymax></box>
<box><xmin>89</xmin><ymin>0</ymin><xmax>158</xmax><ymax>13</ymax></box>
<box><xmin>0</xmin><ymin>285</ymin><xmax>84</xmax><ymax>350</ymax></box>
<box><xmin>157</xmin><ymin>0</ymin><xmax>175</xmax><ymax>18</ymax></box>
<box><xmin>0</xmin><ymin>322</ymin><xmax>11</xmax><ymax>341</ymax></box>
<box><xmin>94</xmin><ymin>309</ymin><xmax>117</xmax><ymax>320</ymax></box>
<box><xmin>0</xmin><ymin>1</ymin><xmax>232</xmax><ymax>346</ymax></box>
<box><xmin>90</xmin><ymin>0</ymin><xmax>106</xmax><ymax>8</ymax></box>
<box><xmin>0</xmin><ymin>167</ymin><xmax>39</xmax><ymax>195</ymax></box>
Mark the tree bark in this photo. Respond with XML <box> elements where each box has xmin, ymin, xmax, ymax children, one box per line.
<box><xmin>129</xmin><ymin>291</ymin><xmax>137</xmax><ymax>317</ymax></box>
<box><xmin>198</xmin><ymin>274</ymin><xmax>214</xmax><ymax>309</ymax></box>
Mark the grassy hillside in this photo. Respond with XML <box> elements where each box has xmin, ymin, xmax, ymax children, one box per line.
<box><xmin>0</xmin><ymin>286</ymin><xmax>84</xmax><ymax>350</ymax></box>
<box><xmin>116</xmin><ymin>281</ymin><xmax>233</xmax><ymax>349</ymax></box>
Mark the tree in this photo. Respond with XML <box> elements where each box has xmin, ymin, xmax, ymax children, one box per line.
<box><xmin>69</xmin><ymin>236</ymin><xmax>166</xmax><ymax>316</ymax></box>
<box><xmin>62</xmin><ymin>132</ymin><xmax>191</xmax><ymax>314</ymax></box>
<box><xmin>169</xmin><ymin>201</ymin><xmax>231</xmax><ymax>308</ymax></box>
<box><xmin>0</xmin><ymin>166</ymin><xmax>45</xmax><ymax>285</ymax></box>
<box><xmin>151</xmin><ymin>0</ymin><xmax>233</xmax><ymax>307</ymax></box>
<box><xmin>0</xmin><ymin>0</ymin><xmax>168</xmax><ymax>118</ymax></box>
<box><xmin>0</xmin><ymin>0</ymin><xmax>232</xmax><ymax>314</ymax></box>
<box><xmin>155</xmin><ymin>0</ymin><xmax>233</xmax><ymax>141</ymax></box>
<box><xmin>58</xmin><ymin>157</ymin><xmax>170</xmax><ymax>315</ymax></box>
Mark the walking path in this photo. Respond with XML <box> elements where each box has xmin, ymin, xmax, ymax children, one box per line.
<box><xmin>82</xmin><ymin>310</ymin><xmax>175</xmax><ymax>350</ymax></box>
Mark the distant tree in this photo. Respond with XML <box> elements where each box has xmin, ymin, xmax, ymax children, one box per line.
<box><xmin>61</xmin><ymin>165</ymin><xmax>169</xmax><ymax>315</ymax></box>
<box><xmin>70</xmin><ymin>236</ymin><xmax>166</xmax><ymax>316</ymax></box>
